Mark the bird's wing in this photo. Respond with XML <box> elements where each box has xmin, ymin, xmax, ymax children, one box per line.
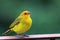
<box><xmin>9</xmin><ymin>18</ymin><xmax>22</xmax><ymax>28</ymax></box>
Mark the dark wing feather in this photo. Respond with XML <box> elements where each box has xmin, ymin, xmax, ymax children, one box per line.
<box><xmin>9</xmin><ymin>18</ymin><xmax>21</xmax><ymax>28</ymax></box>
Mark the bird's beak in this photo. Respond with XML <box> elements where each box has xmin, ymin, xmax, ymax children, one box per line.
<box><xmin>28</xmin><ymin>13</ymin><xmax>30</xmax><ymax>15</ymax></box>
<box><xmin>27</xmin><ymin>11</ymin><xmax>30</xmax><ymax>14</ymax></box>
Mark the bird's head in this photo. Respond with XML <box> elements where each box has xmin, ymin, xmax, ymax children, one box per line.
<box><xmin>20</xmin><ymin>10</ymin><xmax>30</xmax><ymax>18</ymax></box>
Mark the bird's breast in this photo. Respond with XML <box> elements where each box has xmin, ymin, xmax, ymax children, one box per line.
<box><xmin>12</xmin><ymin>17</ymin><xmax>32</xmax><ymax>34</ymax></box>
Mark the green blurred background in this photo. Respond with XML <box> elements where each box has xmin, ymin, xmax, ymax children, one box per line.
<box><xmin>0</xmin><ymin>0</ymin><xmax>60</xmax><ymax>36</ymax></box>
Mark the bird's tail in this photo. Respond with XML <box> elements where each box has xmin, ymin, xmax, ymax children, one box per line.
<box><xmin>2</xmin><ymin>29</ymin><xmax>12</xmax><ymax>35</ymax></box>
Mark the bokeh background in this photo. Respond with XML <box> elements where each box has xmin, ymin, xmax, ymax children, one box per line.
<box><xmin>0</xmin><ymin>0</ymin><xmax>60</xmax><ymax>37</ymax></box>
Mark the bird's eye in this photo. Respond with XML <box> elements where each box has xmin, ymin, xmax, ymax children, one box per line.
<box><xmin>24</xmin><ymin>13</ymin><xmax>27</xmax><ymax>15</ymax></box>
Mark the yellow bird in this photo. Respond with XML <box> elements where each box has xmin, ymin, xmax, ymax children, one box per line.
<box><xmin>2</xmin><ymin>10</ymin><xmax>32</xmax><ymax>36</ymax></box>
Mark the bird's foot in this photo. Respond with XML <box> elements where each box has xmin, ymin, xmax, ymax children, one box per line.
<box><xmin>16</xmin><ymin>34</ymin><xmax>29</xmax><ymax>38</ymax></box>
<box><xmin>16</xmin><ymin>35</ymin><xmax>24</xmax><ymax>38</ymax></box>
<box><xmin>22</xmin><ymin>34</ymin><xmax>29</xmax><ymax>37</ymax></box>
